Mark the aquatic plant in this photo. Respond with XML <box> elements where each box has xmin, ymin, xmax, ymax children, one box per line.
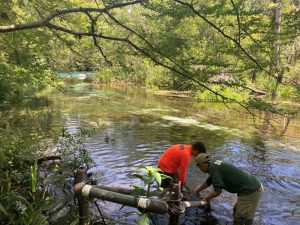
<box><xmin>57</xmin><ymin>127</ymin><xmax>95</xmax><ymax>172</ymax></box>
<box><xmin>117</xmin><ymin>166</ymin><xmax>170</xmax><ymax>225</ymax></box>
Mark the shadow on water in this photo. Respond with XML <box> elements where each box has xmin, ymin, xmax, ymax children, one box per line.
<box><xmin>11</xmin><ymin>82</ymin><xmax>300</xmax><ymax>224</ymax></box>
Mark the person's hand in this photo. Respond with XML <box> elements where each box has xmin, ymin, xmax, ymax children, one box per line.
<box><xmin>202</xmin><ymin>197</ymin><xmax>209</xmax><ymax>202</ymax></box>
<box><xmin>183</xmin><ymin>190</ymin><xmax>196</xmax><ymax>199</ymax></box>
<box><xmin>200</xmin><ymin>199</ymin><xmax>209</xmax><ymax>207</ymax></box>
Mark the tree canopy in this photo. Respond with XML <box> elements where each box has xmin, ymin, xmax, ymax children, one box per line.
<box><xmin>0</xmin><ymin>0</ymin><xmax>299</xmax><ymax>114</ymax></box>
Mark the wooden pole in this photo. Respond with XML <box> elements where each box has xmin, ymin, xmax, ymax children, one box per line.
<box><xmin>74</xmin><ymin>184</ymin><xmax>169</xmax><ymax>214</ymax></box>
<box><xmin>74</xmin><ymin>167</ymin><xmax>89</xmax><ymax>225</ymax></box>
<box><xmin>169</xmin><ymin>183</ymin><xmax>181</xmax><ymax>225</ymax></box>
<box><xmin>97</xmin><ymin>185</ymin><xmax>133</xmax><ymax>195</ymax></box>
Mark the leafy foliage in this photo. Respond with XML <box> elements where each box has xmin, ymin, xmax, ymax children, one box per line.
<box><xmin>129</xmin><ymin>166</ymin><xmax>169</xmax><ymax>197</ymax></box>
<box><xmin>121</xmin><ymin>166</ymin><xmax>170</xmax><ymax>225</ymax></box>
<box><xmin>0</xmin><ymin>109</ymin><xmax>94</xmax><ymax>224</ymax></box>
<box><xmin>1</xmin><ymin>0</ymin><xmax>300</xmax><ymax>109</ymax></box>
<box><xmin>57</xmin><ymin>127</ymin><xmax>95</xmax><ymax>172</ymax></box>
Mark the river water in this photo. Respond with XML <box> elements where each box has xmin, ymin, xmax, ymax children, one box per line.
<box><xmin>39</xmin><ymin>82</ymin><xmax>300</xmax><ymax>224</ymax></box>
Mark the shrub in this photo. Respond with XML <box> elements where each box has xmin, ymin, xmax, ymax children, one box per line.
<box><xmin>194</xmin><ymin>86</ymin><xmax>249</xmax><ymax>103</ymax></box>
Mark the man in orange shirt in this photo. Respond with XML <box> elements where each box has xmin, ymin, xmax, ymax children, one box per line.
<box><xmin>158</xmin><ymin>142</ymin><xmax>206</xmax><ymax>188</ymax></box>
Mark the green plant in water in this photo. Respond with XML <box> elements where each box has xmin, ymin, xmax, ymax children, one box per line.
<box><xmin>57</xmin><ymin>127</ymin><xmax>95</xmax><ymax>172</ymax></box>
<box><xmin>130</xmin><ymin>166</ymin><xmax>169</xmax><ymax>197</ymax></box>
<box><xmin>117</xmin><ymin>166</ymin><xmax>170</xmax><ymax>225</ymax></box>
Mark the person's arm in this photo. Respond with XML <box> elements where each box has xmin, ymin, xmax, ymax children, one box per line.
<box><xmin>195</xmin><ymin>181</ymin><xmax>209</xmax><ymax>194</ymax></box>
<box><xmin>203</xmin><ymin>164</ymin><xmax>224</xmax><ymax>201</ymax></box>
<box><xmin>203</xmin><ymin>190</ymin><xmax>221</xmax><ymax>202</ymax></box>
<box><xmin>178</xmin><ymin>154</ymin><xmax>190</xmax><ymax>185</ymax></box>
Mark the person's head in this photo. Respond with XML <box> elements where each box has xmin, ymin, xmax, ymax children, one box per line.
<box><xmin>191</xmin><ymin>141</ymin><xmax>206</xmax><ymax>156</ymax></box>
<box><xmin>195</xmin><ymin>153</ymin><xmax>210</xmax><ymax>173</ymax></box>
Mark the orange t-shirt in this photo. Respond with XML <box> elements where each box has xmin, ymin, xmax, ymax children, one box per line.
<box><xmin>158</xmin><ymin>144</ymin><xmax>192</xmax><ymax>184</ymax></box>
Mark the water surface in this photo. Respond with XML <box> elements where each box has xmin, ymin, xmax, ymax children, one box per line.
<box><xmin>33</xmin><ymin>82</ymin><xmax>300</xmax><ymax>224</ymax></box>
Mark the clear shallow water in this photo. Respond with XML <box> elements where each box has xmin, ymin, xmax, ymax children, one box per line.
<box><xmin>41</xmin><ymin>82</ymin><xmax>300</xmax><ymax>224</ymax></box>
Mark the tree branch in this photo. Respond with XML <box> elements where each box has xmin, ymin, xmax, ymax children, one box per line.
<box><xmin>0</xmin><ymin>0</ymin><xmax>143</xmax><ymax>33</ymax></box>
<box><xmin>172</xmin><ymin>0</ymin><xmax>277</xmax><ymax>80</ymax></box>
<box><xmin>85</xmin><ymin>12</ymin><xmax>112</xmax><ymax>65</ymax></box>
<box><xmin>104</xmin><ymin>11</ymin><xmax>196</xmax><ymax>79</ymax></box>
<box><xmin>230</xmin><ymin>0</ymin><xmax>241</xmax><ymax>44</ymax></box>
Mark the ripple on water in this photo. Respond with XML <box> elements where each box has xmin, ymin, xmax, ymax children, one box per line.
<box><xmin>56</xmin><ymin>92</ymin><xmax>300</xmax><ymax>225</ymax></box>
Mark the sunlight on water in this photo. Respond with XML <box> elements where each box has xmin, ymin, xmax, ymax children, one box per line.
<box><xmin>161</xmin><ymin>115</ymin><xmax>247</xmax><ymax>137</ymax></box>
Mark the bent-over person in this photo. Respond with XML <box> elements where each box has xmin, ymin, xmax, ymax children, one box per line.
<box><xmin>158</xmin><ymin>142</ymin><xmax>206</xmax><ymax>188</ymax></box>
<box><xmin>194</xmin><ymin>153</ymin><xmax>263</xmax><ymax>225</ymax></box>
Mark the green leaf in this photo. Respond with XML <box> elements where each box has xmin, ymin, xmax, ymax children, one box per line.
<box><xmin>132</xmin><ymin>185</ymin><xmax>146</xmax><ymax>196</ymax></box>
<box><xmin>0</xmin><ymin>203</ymin><xmax>8</xmax><ymax>216</ymax></box>
<box><xmin>153</xmin><ymin>171</ymin><xmax>162</xmax><ymax>186</ymax></box>
<box><xmin>160</xmin><ymin>174</ymin><xmax>172</xmax><ymax>180</ymax></box>
<box><xmin>136</xmin><ymin>168</ymin><xmax>148</xmax><ymax>173</ymax></box>
<box><xmin>129</xmin><ymin>174</ymin><xmax>154</xmax><ymax>185</ymax></box>
<box><xmin>70</xmin><ymin>219</ymin><xmax>79</xmax><ymax>225</ymax></box>
<box><xmin>146</xmin><ymin>166</ymin><xmax>155</xmax><ymax>175</ymax></box>
<box><xmin>138</xmin><ymin>213</ymin><xmax>150</xmax><ymax>225</ymax></box>
<box><xmin>143</xmin><ymin>176</ymin><xmax>154</xmax><ymax>185</ymax></box>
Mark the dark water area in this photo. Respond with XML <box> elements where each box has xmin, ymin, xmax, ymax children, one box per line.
<box><xmin>13</xmin><ymin>82</ymin><xmax>300</xmax><ymax>224</ymax></box>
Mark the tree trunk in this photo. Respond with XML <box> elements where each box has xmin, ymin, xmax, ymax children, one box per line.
<box><xmin>272</xmin><ymin>0</ymin><xmax>282</xmax><ymax>100</ymax></box>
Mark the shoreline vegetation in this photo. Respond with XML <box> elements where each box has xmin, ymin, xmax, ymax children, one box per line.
<box><xmin>63</xmin><ymin>72</ymin><xmax>300</xmax><ymax>108</ymax></box>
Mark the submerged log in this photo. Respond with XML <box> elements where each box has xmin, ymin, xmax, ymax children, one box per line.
<box><xmin>74</xmin><ymin>183</ymin><xmax>169</xmax><ymax>214</ymax></box>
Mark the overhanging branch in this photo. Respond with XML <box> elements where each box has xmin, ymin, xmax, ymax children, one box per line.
<box><xmin>172</xmin><ymin>0</ymin><xmax>278</xmax><ymax>80</ymax></box>
<box><xmin>0</xmin><ymin>0</ymin><xmax>143</xmax><ymax>33</ymax></box>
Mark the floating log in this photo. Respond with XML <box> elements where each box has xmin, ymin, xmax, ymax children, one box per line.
<box><xmin>74</xmin><ymin>183</ymin><xmax>169</xmax><ymax>214</ymax></box>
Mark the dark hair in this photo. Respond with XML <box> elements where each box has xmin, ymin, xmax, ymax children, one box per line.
<box><xmin>192</xmin><ymin>141</ymin><xmax>206</xmax><ymax>153</ymax></box>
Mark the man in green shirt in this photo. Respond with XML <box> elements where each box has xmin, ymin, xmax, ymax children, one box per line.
<box><xmin>194</xmin><ymin>153</ymin><xmax>263</xmax><ymax>225</ymax></box>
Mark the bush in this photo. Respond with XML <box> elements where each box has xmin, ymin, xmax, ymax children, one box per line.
<box><xmin>0</xmin><ymin>110</ymin><xmax>94</xmax><ymax>224</ymax></box>
<box><xmin>194</xmin><ymin>86</ymin><xmax>249</xmax><ymax>103</ymax></box>
<box><xmin>0</xmin><ymin>112</ymin><xmax>50</xmax><ymax>224</ymax></box>
<box><xmin>145</xmin><ymin>66</ymin><xmax>173</xmax><ymax>89</ymax></box>
<box><xmin>278</xmin><ymin>85</ymin><xmax>298</xmax><ymax>99</ymax></box>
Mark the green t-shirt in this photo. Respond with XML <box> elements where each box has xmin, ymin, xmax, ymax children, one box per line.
<box><xmin>206</xmin><ymin>160</ymin><xmax>261</xmax><ymax>196</ymax></box>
